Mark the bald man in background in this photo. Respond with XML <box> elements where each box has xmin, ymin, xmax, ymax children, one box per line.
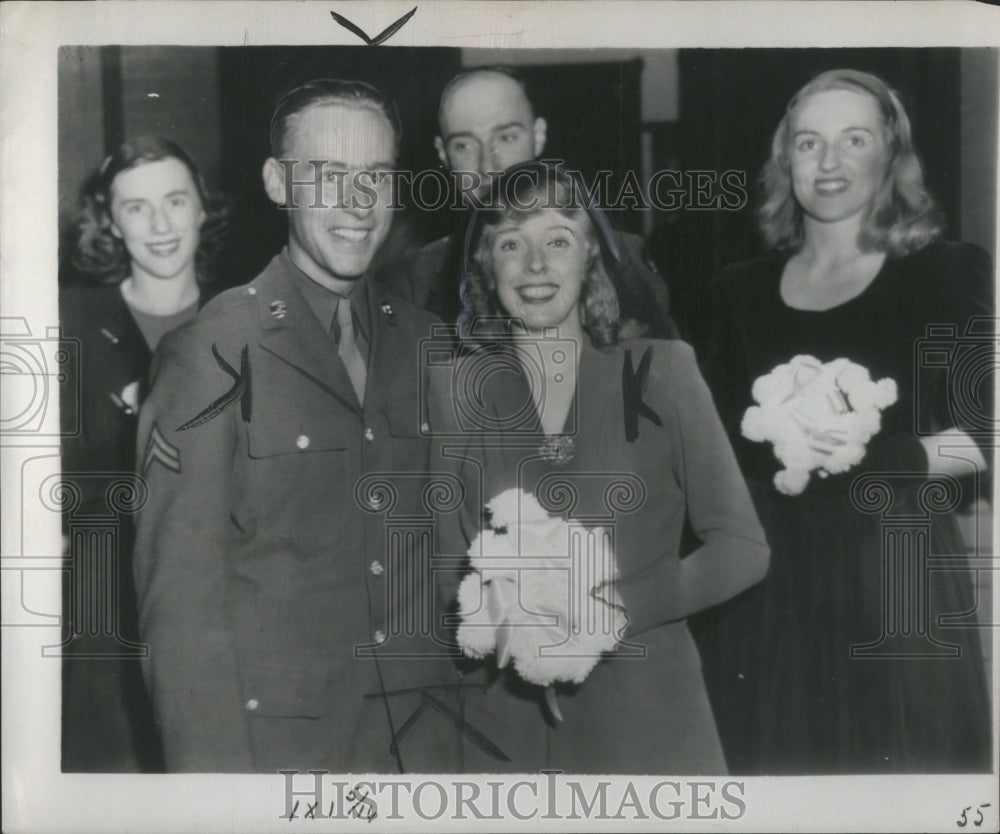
<box><xmin>380</xmin><ymin>68</ymin><xmax>678</xmax><ymax>338</ymax></box>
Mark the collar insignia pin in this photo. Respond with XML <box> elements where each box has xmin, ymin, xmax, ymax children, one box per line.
<box><xmin>269</xmin><ymin>300</ymin><xmax>287</xmax><ymax>319</ymax></box>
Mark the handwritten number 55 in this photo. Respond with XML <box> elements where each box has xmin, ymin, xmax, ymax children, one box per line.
<box><xmin>957</xmin><ymin>803</ymin><xmax>992</xmax><ymax>828</ymax></box>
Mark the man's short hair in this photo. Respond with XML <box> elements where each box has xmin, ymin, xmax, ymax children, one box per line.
<box><xmin>437</xmin><ymin>67</ymin><xmax>534</xmax><ymax>129</ymax></box>
<box><xmin>269</xmin><ymin>78</ymin><xmax>402</xmax><ymax>158</ymax></box>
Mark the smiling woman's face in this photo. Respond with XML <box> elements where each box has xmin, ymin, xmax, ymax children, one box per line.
<box><xmin>490</xmin><ymin>209</ymin><xmax>595</xmax><ymax>337</ymax></box>
<box><xmin>788</xmin><ymin>88</ymin><xmax>889</xmax><ymax>227</ymax></box>
<box><xmin>109</xmin><ymin>157</ymin><xmax>206</xmax><ymax>282</ymax></box>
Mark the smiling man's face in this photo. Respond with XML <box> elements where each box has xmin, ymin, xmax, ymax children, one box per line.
<box><xmin>264</xmin><ymin>101</ymin><xmax>396</xmax><ymax>287</ymax></box>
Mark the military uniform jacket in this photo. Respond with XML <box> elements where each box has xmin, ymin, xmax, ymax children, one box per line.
<box><xmin>134</xmin><ymin>251</ymin><xmax>463</xmax><ymax>773</ymax></box>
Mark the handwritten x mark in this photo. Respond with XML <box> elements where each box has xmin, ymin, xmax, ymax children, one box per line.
<box><xmin>331</xmin><ymin>7</ymin><xmax>417</xmax><ymax>46</ymax></box>
<box><xmin>177</xmin><ymin>344</ymin><xmax>252</xmax><ymax>431</ymax></box>
<box><xmin>366</xmin><ymin>684</ymin><xmax>510</xmax><ymax>762</ymax></box>
<box><xmin>623</xmin><ymin>346</ymin><xmax>663</xmax><ymax>442</ymax></box>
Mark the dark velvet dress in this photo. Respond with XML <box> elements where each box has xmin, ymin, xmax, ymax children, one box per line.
<box><xmin>59</xmin><ymin>282</ymin><xmax>200</xmax><ymax>772</ymax></box>
<box><xmin>696</xmin><ymin>241</ymin><xmax>993</xmax><ymax>774</ymax></box>
<box><xmin>446</xmin><ymin>338</ymin><xmax>769</xmax><ymax>774</ymax></box>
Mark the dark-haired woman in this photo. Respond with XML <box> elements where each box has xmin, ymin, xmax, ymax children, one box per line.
<box><xmin>443</xmin><ymin>163</ymin><xmax>769</xmax><ymax>774</ymax></box>
<box><xmin>60</xmin><ymin>137</ymin><xmax>230</xmax><ymax>771</ymax></box>
<box><xmin>698</xmin><ymin>69</ymin><xmax>992</xmax><ymax>774</ymax></box>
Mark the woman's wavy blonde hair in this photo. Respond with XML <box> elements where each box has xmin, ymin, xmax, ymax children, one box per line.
<box><xmin>758</xmin><ymin>68</ymin><xmax>943</xmax><ymax>256</ymax></box>
<box><xmin>458</xmin><ymin>162</ymin><xmax>621</xmax><ymax>347</ymax></box>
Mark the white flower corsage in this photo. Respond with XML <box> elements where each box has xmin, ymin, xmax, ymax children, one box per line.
<box><xmin>741</xmin><ymin>354</ymin><xmax>897</xmax><ymax>495</ymax></box>
<box><xmin>456</xmin><ymin>488</ymin><xmax>626</xmax><ymax>721</ymax></box>
<box><xmin>110</xmin><ymin>380</ymin><xmax>141</xmax><ymax>415</ymax></box>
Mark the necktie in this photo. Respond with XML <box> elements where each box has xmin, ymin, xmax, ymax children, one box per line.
<box><xmin>335</xmin><ymin>296</ymin><xmax>366</xmax><ymax>405</ymax></box>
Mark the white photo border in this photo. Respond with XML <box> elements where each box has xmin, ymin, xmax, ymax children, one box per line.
<box><xmin>2</xmin><ymin>2</ymin><xmax>998</xmax><ymax>832</ymax></box>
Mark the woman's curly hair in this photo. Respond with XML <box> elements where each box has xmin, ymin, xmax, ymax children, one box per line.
<box><xmin>71</xmin><ymin>136</ymin><xmax>232</xmax><ymax>284</ymax></box>
<box><xmin>458</xmin><ymin>162</ymin><xmax>621</xmax><ymax>348</ymax></box>
<box><xmin>758</xmin><ymin>68</ymin><xmax>943</xmax><ymax>257</ymax></box>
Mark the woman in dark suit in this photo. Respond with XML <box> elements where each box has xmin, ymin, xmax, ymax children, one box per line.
<box><xmin>442</xmin><ymin>162</ymin><xmax>769</xmax><ymax>773</ymax></box>
<box><xmin>698</xmin><ymin>69</ymin><xmax>992</xmax><ymax>774</ymax></box>
<box><xmin>60</xmin><ymin>136</ymin><xmax>230</xmax><ymax>771</ymax></box>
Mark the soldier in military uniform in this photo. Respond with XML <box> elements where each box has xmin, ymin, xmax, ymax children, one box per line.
<box><xmin>378</xmin><ymin>67</ymin><xmax>678</xmax><ymax>339</ymax></box>
<box><xmin>133</xmin><ymin>80</ymin><xmax>467</xmax><ymax>773</ymax></box>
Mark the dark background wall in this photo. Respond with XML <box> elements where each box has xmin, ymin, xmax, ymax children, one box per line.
<box><xmin>501</xmin><ymin>59</ymin><xmax>644</xmax><ymax>234</ymax></box>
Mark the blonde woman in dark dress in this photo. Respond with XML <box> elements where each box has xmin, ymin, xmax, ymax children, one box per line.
<box><xmin>699</xmin><ymin>69</ymin><xmax>992</xmax><ymax>774</ymax></box>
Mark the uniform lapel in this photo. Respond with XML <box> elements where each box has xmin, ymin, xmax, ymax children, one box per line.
<box><xmin>255</xmin><ymin>254</ymin><xmax>362</xmax><ymax>416</ymax></box>
<box><xmin>364</xmin><ymin>284</ymin><xmax>419</xmax><ymax>430</ymax></box>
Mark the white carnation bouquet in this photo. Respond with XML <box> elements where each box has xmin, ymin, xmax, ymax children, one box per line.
<box><xmin>741</xmin><ymin>355</ymin><xmax>898</xmax><ymax>496</ymax></box>
<box><xmin>457</xmin><ymin>488</ymin><xmax>627</xmax><ymax>720</ymax></box>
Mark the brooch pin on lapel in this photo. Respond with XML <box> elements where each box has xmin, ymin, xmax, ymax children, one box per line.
<box><xmin>539</xmin><ymin>434</ymin><xmax>575</xmax><ymax>465</ymax></box>
<box><xmin>380</xmin><ymin>302</ymin><xmax>397</xmax><ymax>325</ymax></box>
<box><xmin>100</xmin><ymin>327</ymin><xmax>122</xmax><ymax>348</ymax></box>
<box><xmin>622</xmin><ymin>346</ymin><xmax>663</xmax><ymax>443</ymax></box>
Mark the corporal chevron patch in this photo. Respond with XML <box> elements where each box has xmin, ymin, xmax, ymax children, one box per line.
<box><xmin>143</xmin><ymin>421</ymin><xmax>181</xmax><ymax>475</ymax></box>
